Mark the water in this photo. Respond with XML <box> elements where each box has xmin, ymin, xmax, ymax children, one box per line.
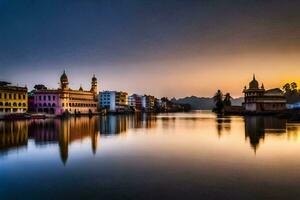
<box><xmin>1</xmin><ymin>111</ymin><xmax>300</xmax><ymax>199</ymax></box>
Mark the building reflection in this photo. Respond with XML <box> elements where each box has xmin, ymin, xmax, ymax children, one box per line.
<box><xmin>99</xmin><ymin>113</ymin><xmax>157</xmax><ymax>134</ymax></box>
<box><xmin>29</xmin><ymin>117</ymin><xmax>99</xmax><ymax>164</ymax></box>
<box><xmin>0</xmin><ymin>114</ymin><xmax>157</xmax><ymax>164</ymax></box>
<box><xmin>0</xmin><ymin>121</ymin><xmax>28</xmax><ymax>155</ymax></box>
<box><xmin>244</xmin><ymin>116</ymin><xmax>286</xmax><ymax>153</ymax></box>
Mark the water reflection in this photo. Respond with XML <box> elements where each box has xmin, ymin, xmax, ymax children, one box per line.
<box><xmin>2</xmin><ymin>112</ymin><xmax>300</xmax><ymax>199</ymax></box>
<box><xmin>215</xmin><ymin>116</ymin><xmax>232</xmax><ymax>137</ymax></box>
<box><xmin>244</xmin><ymin>116</ymin><xmax>287</xmax><ymax>152</ymax></box>
<box><xmin>2</xmin><ymin>113</ymin><xmax>300</xmax><ymax>164</ymax></box>
<box><xmin>0</xmin><ymin>114</ymin><xmax>157</xmax><ymax>164</ymax></box>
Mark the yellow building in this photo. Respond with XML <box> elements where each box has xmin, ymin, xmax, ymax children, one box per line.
<box><xmin>0</xmin><ymin>81</ymin><xmax>28</xmax><ymax>114</ymax></box>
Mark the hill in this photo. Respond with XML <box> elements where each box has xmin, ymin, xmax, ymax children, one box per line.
<box><xmin>171</xmin><ymin>96</ymin><xmax>244</xmax><ymax>110</ymax></box>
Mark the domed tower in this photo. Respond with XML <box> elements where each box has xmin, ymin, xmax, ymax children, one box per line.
<box><xmin>243</xmin><ymin>74</ymin><xmax>265</xmax><ymax>112</ymax></box>
<box><xmin>90</xmin><ymin>74</ymin><xmax>98</xmax><ymax>94</ymax></box>
<box><xmin>60</xmin><ymin>70</ymin><xmax>69</xmax><ymax>90</ymax></box>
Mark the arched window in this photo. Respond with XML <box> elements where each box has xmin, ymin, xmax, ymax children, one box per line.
<box><xmin>23</xmin><ymin>103</ymin><xmax>26</xmax><ymax>107</ymax></box>
<box><xmin>39</xmin><ymin>103</ymin><xmax>42</xmax><ymax>107</ymax></box>
<box><xmin>52</xmin><ymin>103</ymin><xmax>56</xmax><ymax>107</ymax></box>
<box><xmin>43</xmin><ymin>103</ymin><xmax>47</xmax><ymax>107</ymax></box>
<box><xmin>13</xmin><ymin>102</ymin><xmax>17</xmax><ymax>106</ymax></box>
<box><xmin>48</xmin><ymin>103</ymin><xmax>51</xmax><ymax>107</ymax></box>
<box><xmin>0</xmin><ymin>102</ymin><xmax>2</xmax><ymax>106</ymax></box>
<box><xmin>18</xmin><ymin>103</ymin><xmax>21</xmax><ymax>106</ymax></box>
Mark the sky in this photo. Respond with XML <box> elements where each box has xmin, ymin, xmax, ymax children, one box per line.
<box><xmin>0</xmin><ymin>0</ymin><xmax>299</xmax><ymax>98</ymax></box>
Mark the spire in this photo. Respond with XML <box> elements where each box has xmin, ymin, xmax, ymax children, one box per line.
<box><xmin>261</xmin><ymin>83</ymin><xmax>264</xmax><ymax>89</ymax></box>
<box><xmin>253</xmin><ymin>73</ymin><xmax>256</xmax><ymax>80</ymax></box>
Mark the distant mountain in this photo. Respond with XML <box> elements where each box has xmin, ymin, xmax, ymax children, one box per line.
<box><xmin>171</xmin><ymin>96</ymin><xmax>244</xmax><ymax>110</ymax></box>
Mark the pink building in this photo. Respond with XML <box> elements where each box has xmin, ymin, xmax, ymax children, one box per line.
<box><xmin>33</xmin><ymin>90</ymin><xmax>63</xmax><ymax>115</ymax></box>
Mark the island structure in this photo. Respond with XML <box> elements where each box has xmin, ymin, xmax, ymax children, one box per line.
<box><xmin>31</xmin><ymin>71</ymin><xmax>98</xmax><ymax>116</ymax></box>
<box><xmin>242</xmin><ymin>75</ymin><xmax>287</xmax><ymax>113</ymax></box>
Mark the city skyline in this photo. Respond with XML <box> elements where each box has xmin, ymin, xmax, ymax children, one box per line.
<box><xmin>0</xmin><ymin>0</ymin><xmax>299</xmax><ymax>98</ymax></box>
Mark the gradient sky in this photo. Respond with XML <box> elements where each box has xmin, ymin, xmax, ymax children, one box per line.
<box><xmin>0</xmin><ymin>0</ymin><xmax>299</xmax><ymax>98</ymax></box>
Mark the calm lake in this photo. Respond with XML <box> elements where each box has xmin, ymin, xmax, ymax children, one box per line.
<box><xmin>1</xmin><ymin>111</ymin><xmax>300</xmax><ymax>199</ymax></box>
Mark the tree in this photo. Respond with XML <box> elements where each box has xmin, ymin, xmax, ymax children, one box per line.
<box><xmin>291</xmin><ymin>82</ymin><xmax>298</xmax><ymax>94</ymax></box>
<box><xmin>34</xmin><ymin>84</ymin><xmax>47</xmax><ymax>90</ymax></box>
<box><xmin>213</xmin><ymin>90</ymin><xmax>224</xmax><ymax>113</ymax></box>
<box><xmin>282</xmin><ymin>83</ymin><xmax>291</xmax><ymax>95</ymax></box>
<box><xmin>223</xmin><ymin>93</ymin><xmax>232</xmax><ymax>106</ymax></box>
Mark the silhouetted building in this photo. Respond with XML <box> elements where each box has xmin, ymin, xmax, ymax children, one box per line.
<box><xmin>243</xmin><ymin>75</ymin><xmax>286</xmax><ymax>112</ymax></box>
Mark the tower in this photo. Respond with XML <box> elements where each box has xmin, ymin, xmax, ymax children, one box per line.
<box><xmin>60</xmin><ymin>70</ymin><xmax>69</xmax><ymax>90</ymax></box>
<box><xmin>91</xmin><ymin>74</ymin><xmax>98</xmax><ymax>94</ymax></box>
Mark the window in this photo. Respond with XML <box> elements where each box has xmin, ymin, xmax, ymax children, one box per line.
<box><xmin>53</xmin><ymin>96</ymin><xmax>56</xmax><ymax>101</ymax></box>
<box><xmin>19</xmin><ymin>94</ymin><xmax>21</xmax><ymax>99</ymax></box>
<box><xmin>9</xmin><ymin>94</ymin><xmax>12</xmax><ymax>99</ymax></box>
<box><xmin>0</xmin><ymin>93</ymin><xmax>2</xmax><ymax>99</ymax></box>
<box><xmin>18</xmin><ymin>103</ymin><xmax>21</xmax><ymax>106</ymax></box>
<box><xmin>62</xmin><ymin>103</ymin><xmax>64</xmax><ymax>107</ymax></box>
<box><xmin>13</xmin><ymin>94</ymin><xmax>16</xmax><ymax>99</ymax></box>
<box><xmin>4</xmin><ymin>93</ymin><xmax>7</xmax><ymax>99</ymax></box>
<box><xmin>23</xmin><ymin>95</ymin><xmax>25</xmax><ymax>99</ymax></box>
<box><xmin>48</xmin><ymin>96</ymin><xmax>51</xmax><ymax>101</ymax></box>
<box><xmin>39</xmin><ymin>96</ymin><xmax>42</xmax><ymax>101</ymax></box>
<box><xmin>43</xmin><ymin>96</ymin><xmax>46</xmax><ymax>101</ymax></box>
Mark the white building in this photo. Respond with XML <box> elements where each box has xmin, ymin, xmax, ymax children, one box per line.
<box><xmin>99</xmin><ymin>91</ymin><xmax>128</xmax><ymax>112</ymax></box>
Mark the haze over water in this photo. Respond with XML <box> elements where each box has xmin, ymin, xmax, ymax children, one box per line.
<box><xmin>1</xmin><ymin>111</ymin><xmax>300</xmax><ymax>199</ymax></box>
